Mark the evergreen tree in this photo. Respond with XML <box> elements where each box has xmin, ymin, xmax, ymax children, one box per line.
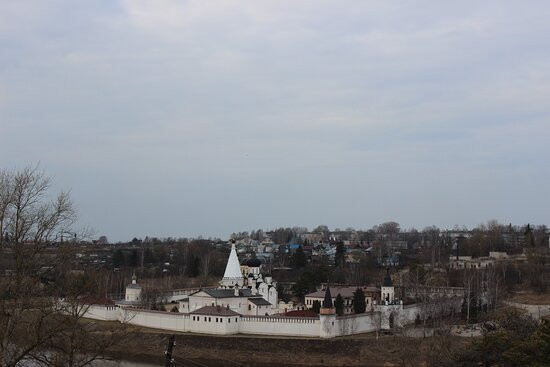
<box><xmin>292</xmin><ymin>270</ymin><xmax>317</xmax><ymax>301</ymax></box>
<box><xmin>128</xmin><ymin>249</ymin><xmax>139</xmax><ymax>267</ymax></box>
<box><xmin>335</xmin><ymin>242</ymin><xmax>346</xmax><ymax>267</ymax></box>
<box><xmin>353</xmin><ymin>288</ymin><xmax>366</xmax><ymax>314</ymax></box>
<box><xmin>112</xmin><ymin>249</ymin><xmax>124</xmax><ymax>268</ymax></box>
<box><xmin>334</xmin><ymin>294</ymin><xmax>345</xmax><ymax>316</ymax></box>
<box><xmin>277</xmin><ymin>283</ymin><xmax>289</xmax><ymax>303</ymax></box>
<box><xmin>292</xmin><ymin>245</ymin><xmax>307</xmax><ymax>268</ymax></box>
<box><xmin>143</xmin><ymin>247</ymin><xmax>156</xmax><ymax>264</ymax></box>
<box><xmin>312</xmin><ymin>300</ymin><xmax>321</xmax><ymax>314</ymax></box>
<box><xmin>186</xmin><ymin>255</ymin><xmax>200</xmax><ymax>277</ymax></box>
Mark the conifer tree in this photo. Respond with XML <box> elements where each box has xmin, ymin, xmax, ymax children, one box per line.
<box><xmin>312</xmin><ymin>300</ymin><xmax>321</xmax><ymax>314</ymax></box>
<box><xmin>335</xmin><ymin>242</ymin><xmax>346</xmax><ymax>267</ymax></box>
<box><xmin>335</xmin><ymin>294</ymin><xmax>345</xmax><ymax>316</ymax></box>
<box><xmin>112</xmin><ymin>249</ymin><xmax>125</xmax><ymax>267</ymax></box>
<box><xmin>353</xmin><ymin>288</ymin><xmax>366</xmax><ymax>314</ymax></box>
<box><xmin>292</xmin><ymin>245</ymin><xmax>307</xmax><ymax>268</ymax></box>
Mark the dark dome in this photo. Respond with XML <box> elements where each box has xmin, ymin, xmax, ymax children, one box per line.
<box><xmin>246</xmin><ymin>258</ymin><xmax>262</xmax><ymax>267</ymax></box>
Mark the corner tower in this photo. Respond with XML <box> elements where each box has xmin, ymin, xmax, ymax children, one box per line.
<box><xmin>319</xmin><ymin>284</ymin><xmax>337</xmax><ymax>338</ymax></box>
<box><xmin>320</xmin><ymin>285</ymin><xmax>335</xmax><ymax>315</ymax></box>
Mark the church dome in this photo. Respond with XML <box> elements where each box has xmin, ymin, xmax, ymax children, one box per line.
<box><xmin>246</xmin><ymin>258</ymin><xmax>262</xmax><ymax>267</ymax></box>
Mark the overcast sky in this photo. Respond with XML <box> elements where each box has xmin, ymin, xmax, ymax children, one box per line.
<box><xmin>1</xmin><ymin>1</ymin><xmax>549</xmax><ymax>241</ymax></box>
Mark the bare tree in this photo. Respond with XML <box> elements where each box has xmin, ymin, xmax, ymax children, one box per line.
<box><xmin>373</xmin><ymin>221</ymin><xmax>401</xmax><ymax>237</ymax></box>
<box><xmin>201</xmin><ymin>252</ymin><xmax>211</xmax><ymax>284</ymax></box>
<box><xmin>0</xmin><ymin>166</ymin><xmax>108</xmax><ymax>367</ymax></box>
<box><xmin>31</xmin><ymin>273</ymin><xmax>129</xmax><ymax>367</ymax></box>
<box><xmin>464</xmin><ymin>270</ymin><xmax>473</xmax><ymax>325</ymax></box>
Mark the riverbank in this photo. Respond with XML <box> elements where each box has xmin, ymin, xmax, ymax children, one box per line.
<box><xmin>98</xmin><ymin>322</ymin><xmax>470</xmax><ymax>367</ymax></box>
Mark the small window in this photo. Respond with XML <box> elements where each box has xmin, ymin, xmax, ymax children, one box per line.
<box><xmin>235</xmin><ymin>317</ymin><xmax>238</xmax><ymax>322</ymax></box>
<box><xmin>204</xmin><ymin>317</ymin><xmax>207</xmax><ymax>321</ymax></box>
<box><xmin>216</xmin><ymin>318</ymin><xmax>218</xmax><ymax>322</ymax></box>
<box><xmin>208</xmin><ymin>317</ymin><xmax>211</xmax><ymax>322</ymax></box>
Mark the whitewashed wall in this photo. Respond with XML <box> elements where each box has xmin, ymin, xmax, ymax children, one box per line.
<box><xmin>83</xmin><ymin>304</ymin><xmax>424</xmax><ymax>338</ymax></box>
<box><xmin>333</xmin><ymin>312</ymin><xmax>379</xmax><ymax>336</ymax></box>
<box><xmin>401</xmin><ymin>304</ymin><xmax>421</xmax><ymax>324</ymax></box>
<box><xmin>83</xmin><ymin>305</ymin><xmax>119</xmax><ymax>321</ymax></box>
<box><xmin>122</xmin><ymin>308</ymin><xmax>188</xmax><ymax>332</ymax></box>
<box><xmin>240</xmin><ymin>316</ymin><xmax>320</xmax><ymax>337</ymax></box>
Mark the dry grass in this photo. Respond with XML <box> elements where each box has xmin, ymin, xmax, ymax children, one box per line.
<box><xmin>508</xmin><ymin>290</ymin><xmax>550</xmax><ymax>305</ymax></box>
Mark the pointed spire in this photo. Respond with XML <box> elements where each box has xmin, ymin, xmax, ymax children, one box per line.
<box><xmin>383</xmin><ymin>268</ymin><xmax>393</xmax><ymax>287</ymax></box>
<box><xmin>322</xmin><ymin>283</ymin><xmax>334</xmax><ymax>308</ymax></box>
<box><xmin>132</xmin><ymin>272</ymin><xmax>137</xmax><ymax>284</ymax></box>
<box><xmin>221</xmin><ymin>240</ymin><xmax>243</xmax><ymax>287</ymax></box>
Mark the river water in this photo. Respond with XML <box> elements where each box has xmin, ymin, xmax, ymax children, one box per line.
<box><xmin>22</xmin><ymin>359</ymin><xmax>160</xmax><ymax>367</ymax></box>
<box><xmin>92</xmin><ymin>361</ymin><xmax>160</xmax><ymax>367</ymax></box>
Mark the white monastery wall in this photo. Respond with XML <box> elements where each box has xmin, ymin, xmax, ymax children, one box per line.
<box><xmin>82</xmin><ymin>305</ymin><xmax>119</xmax><ymax>321</ymax></box>
<box><xmin>122</xmin><ymin>308</ymin><xmax>188</xmax><ymax>332</ymax></box>
<box><xmin>83</xmin><ymin>304</ymin><xmax>422</xmax><ymax>338</ymax></box>
<box><xmin>334</xmin><ymin>312</ymin><xmax>379</xmax><ymax>336</ymax></box>
<box><xmin>401</xmin><ymin>304</ymin><xmax>421</xmax><ymax>324</ymax></box>
<box><xmin>239</xmin><ymin>316</ymin><xmax>320</xmax><ymax>337</ymax></box>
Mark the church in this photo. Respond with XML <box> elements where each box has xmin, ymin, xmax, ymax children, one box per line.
<box><xmin>177</xmin><ymin>241</ymin><xmax>278</xmax><ymax>316</ymax></box>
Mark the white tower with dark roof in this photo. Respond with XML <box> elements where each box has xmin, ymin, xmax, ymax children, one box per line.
<box><xmin>381</xmin><ymin>268</ymin><xmax>395</xmax><ymax>303</ymax></box>
<box><xmin>125</xmin><ymin>273</ymin><xmax>142</xmax><ymax>303</ymax></box>
<box><xmin>220</xmin><ymin>241</ymin><xmax>244</xmax><ymax>288</ymax></box>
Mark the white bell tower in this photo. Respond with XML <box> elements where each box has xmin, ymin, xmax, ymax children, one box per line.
<box><xmin>220</xmin><ymin>241</ymin><xmax>244</xmax><ymax>288</ymax></box>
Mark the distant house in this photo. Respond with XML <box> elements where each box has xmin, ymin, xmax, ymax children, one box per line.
<box><xmin>377</xmin><ymin>254</ymin><xmax>399</xmax><ymax>267</ymax></box>
<box><xmin>289</xmin><ymin>243</ymin><xmax>301</xmax><ymax>251</ymax></box>
<box><xmin>386</xmin><ymin>240</ymin><xmax>408</xmax><ymax>250</ymax></box>
<box><xmin>448</xmin><ymin>252</ymin><xmax>527</xmax><ymax>270</ymax></box>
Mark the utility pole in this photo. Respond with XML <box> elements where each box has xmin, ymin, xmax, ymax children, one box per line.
<box><xmin>164</xmin><ymin>335</ymin><xmax>175</xmax><ymax>367</ymax></box>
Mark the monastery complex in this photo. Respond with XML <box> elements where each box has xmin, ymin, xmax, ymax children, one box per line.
<box><xmin>82</xmin><ymin>242</ymin><xmax>447</xmax><ymax>338</ymax></box>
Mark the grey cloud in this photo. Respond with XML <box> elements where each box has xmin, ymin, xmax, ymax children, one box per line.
<box><xmin>1</xmin><ymin>1</ymin><xmax>549</xmax><ymax>240</ymax></box>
